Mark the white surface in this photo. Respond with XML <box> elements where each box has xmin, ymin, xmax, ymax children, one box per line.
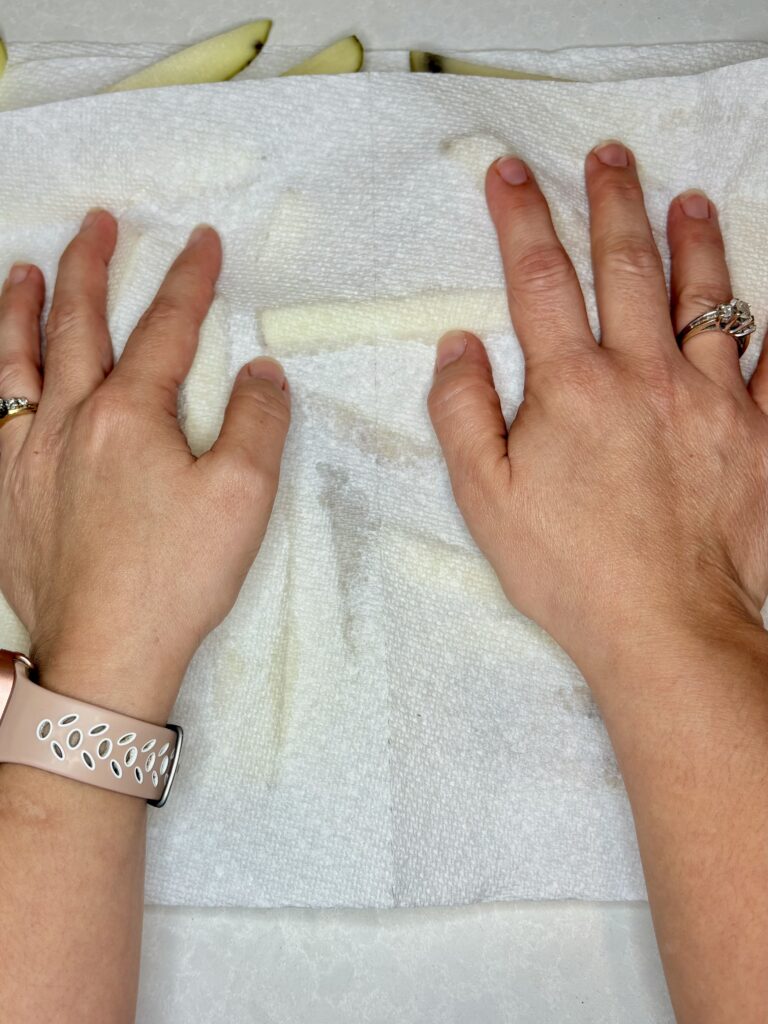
<box><xmin>138</xmin><ymin>902</ymin><xmax>674</xmax><ymax>1023</ymax></box>
<box><xmin>4</xmin><ymin>0</ymin><xmax>766</xmax><ymax>1019</ymax></box>
<box><xmin>1</xmin><ymin>0</ymin><xmax>766</xmax><ymax>50</ymax></box>
<box><xmin>3</xmin><ymin>43</ymin><xmax>767</xmax><ymax>915</ymax></box>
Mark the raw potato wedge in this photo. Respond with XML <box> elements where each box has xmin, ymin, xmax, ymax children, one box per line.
<box><xmin>105</xmin><ymin>20</ymin><xmax>272</xmax><ymax>92</ymax></box>
<box><xmin>281</xmin><ymin>35</ymin><xmax>364</xmax><ymax>76</ymax></box>
<box><xmin>260</xmin><ymin>288</ymin><xmax>510</xmax><ymax>354</ymax></box>
<box><xmin>0</xmin><ymin>38</ymin><xmax>7</xmax><ymax>78</ymax></box>
<box><xmin>409</xmin><ymin>50</ymin><xmax>562</xmax><ymax>81</ymax></box>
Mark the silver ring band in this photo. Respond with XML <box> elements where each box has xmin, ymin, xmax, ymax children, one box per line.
<box><xmin>676</xmin><ymin>298</ymin><xmax>756</xmax><ymax>358</ymax></box>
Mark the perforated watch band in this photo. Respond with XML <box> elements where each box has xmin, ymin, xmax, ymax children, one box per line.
<box><xmin>0</xmin><ymin>650</ymin><xmax>182</xmax><ymax>807</ymax></box>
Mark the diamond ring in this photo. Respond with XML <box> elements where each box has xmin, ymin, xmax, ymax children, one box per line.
<box><xmin>676</xmin><ymin>298</ymin><xmax>756</xmax><ymax>358</ymax></box>
<box><xmin>0</xmin><ymin>397</ymin><xmax>38</xmax><ymax>426</ymax></box>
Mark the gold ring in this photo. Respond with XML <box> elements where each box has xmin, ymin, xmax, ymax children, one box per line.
<box><xmin>0</xmin><ymin>397</ymin><xmax>38</xmax><ymax>427</ymax></box>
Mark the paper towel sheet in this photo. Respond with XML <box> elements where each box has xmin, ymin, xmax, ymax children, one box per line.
<box><xmin>0</xmin><ymin>44</ymin><xmax>766</xmax><ymax>907</ymax></box>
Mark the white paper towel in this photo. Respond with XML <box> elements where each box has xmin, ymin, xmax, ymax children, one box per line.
<box><xmin>0</xmin><ymin>43</ymin><xmax>766</xmax><ymax>907</ymax></box>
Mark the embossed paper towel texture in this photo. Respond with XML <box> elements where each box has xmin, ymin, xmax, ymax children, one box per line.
<box><xmin>0</xmin><ymin>46</ymin><xmax>766</xmax><ymax>906</ymax></box>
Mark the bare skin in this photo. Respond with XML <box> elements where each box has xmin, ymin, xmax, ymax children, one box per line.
<box><xmin>429</xmin><ymin>142</ymin><xmax>768</xmax><ymax>1022</ymax></box>
<box><xmin>0</xmin><ymin>140</ymin><xmax>766</xmax><ymax>1023</ymax></box>
<box><xmin>0</xmin><ymin>214</ymin><xmax>290</xmax><ymax>1022</ymax></box>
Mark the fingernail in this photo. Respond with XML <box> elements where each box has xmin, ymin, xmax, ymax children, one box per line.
<box><xmin>592</xmin><ymin>141</ymin><xmax>629</xmax><ymax>167</ymax></box>
<box><xmin>496</xmin><ymin>157</ymin><xmax>529</xmax><ymax>186</ymax></box>
<box><xmin>678</xmin><ymin>190</ymin><xmax>711</xmax><ymax>220</ymax></box>
<box><xmin>245</xmin><ymin>356</ymin><xmax>286</xmax><ymax>389</ymax></box>
<box><xmin>436</xmin><ymin>331</ymin><xmax>468</xmax><ymax>370</ymax></box>
<box><xmin>8</xmin><ymin>263</ymin><xmax>30</xmax><ymax>285</ymax></box>
<box><xmin>82</xmin><ymin>207</ymin><xmax>104</xmax><ymax>230</ymax></box>
<box><xmin>188</xmin><ymin>224</ymin><xmax>214</xmax><ymax>247</ymax></box>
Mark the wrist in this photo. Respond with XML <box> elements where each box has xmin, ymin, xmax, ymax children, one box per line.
<box><xmin>28</xmin><ymin>636</ymin><xmax>186</xmax><ymax>726</ymax></box>
<box><xmin>556</xmin><ymin>561</ymin><xmax>764</xmax><ymax>687</ymax></box>
<box><xmin>568</xmin><ymin>593</ymin><xmax>768</xmax><ymax>717</ymax></box>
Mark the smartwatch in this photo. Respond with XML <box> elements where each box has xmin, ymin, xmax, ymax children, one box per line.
<box><xmin>0</xmin><ymin>649</ymin><xmax>182</xmax><ymax>807</ymax></box>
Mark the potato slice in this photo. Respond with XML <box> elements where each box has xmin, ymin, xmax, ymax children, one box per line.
<box><xmin>409</xmin><ymin>50</ymin><xmax>562</xmax><ymax>81</ymax></box>
<box><xmin>281</xmin><ymin>35</ymin><xmax>364</xmax><ymax>76</ymax></box>
<box><xmin>105</xmin><ymin>20</ymin><xmax>272</xmax><ymax>92</ymax></box>
<box><xmin>0</xmin><ymin>38</ymin><xmax>7</xmax><ymax>78</ymax></box>
<box><xmin>260</xmin><ymin>288</ymin><xmax>510</xmax><ymax>354</ymax></box>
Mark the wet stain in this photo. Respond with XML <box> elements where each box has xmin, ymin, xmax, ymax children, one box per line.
<box><xmin>560</xmin><ymin>681</ymin><xmax>602</xmax><ymax>721</ymax></box>
<box><xmin>263</xmin><ymin>550</ymin><xmax>299</xmax><ymax>782</ymax></box>
<box><xmin>602</xmin><ymin>754</ymin><xmax>625</xmax><ymax>791</ymax></box>
<box><xmin>212</xmin><ymin>509</ymin><xmax>299</xmax><ymax>787</ymax></box>
<box><xmin>317</xmin><ymin>462</ymin><xmax>377</xmax><ymax>649</ymax></box>
<box><xmin>310</xmin><ymin>394</ymin><xmax>437</xmax><ymax>464</ymax></box>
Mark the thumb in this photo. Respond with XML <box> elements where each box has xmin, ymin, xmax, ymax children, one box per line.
<box><xmin>205</xmin><ymin>356</ymin><xmax>291</xmax><ymax>496</ymax></box>
<box><xmin>428</xmin><ymin>331</ymin><xmax>509</xmax><ymax>504</ymax></box>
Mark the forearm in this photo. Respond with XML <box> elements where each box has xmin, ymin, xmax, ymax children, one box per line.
<box><xmin>580</xmin><ymin>615</ymin><xmax>768</xmax><ymax>1023</ymax></box>
<box><xmin>0</xmin><ymin>647</ymin><xmax>178</xmax><ymax>1024</ymax></box>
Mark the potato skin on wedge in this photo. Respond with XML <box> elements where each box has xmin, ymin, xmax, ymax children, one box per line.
<box><xmin>281</xmin><ymin>35</ymin><xmax>364</xmax><ymax>76</ymax></box>
<box><xmin>105</xmin><ymin>20</ymin><xmax>272</xmax><ymax>92</ymax></box>
<box><xmin>409</xmin><ymin>50</ymin><xmax>562</xmax><ymax>81</ymax></box>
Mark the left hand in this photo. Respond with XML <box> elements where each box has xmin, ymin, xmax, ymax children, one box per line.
<box><xmin>0</xmin><ymin>213</ymin><xmax>290</xmax><ymax>722</ymax></box>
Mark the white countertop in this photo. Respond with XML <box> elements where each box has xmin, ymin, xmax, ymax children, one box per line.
<box><xmin>6</xmin><ymin>1</ymin><xmax>765</xmax><ymax>1020</ymax></box>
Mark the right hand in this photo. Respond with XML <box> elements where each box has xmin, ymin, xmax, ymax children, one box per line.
<box><xmin>428</xmin><ymin>143</ymin><xmax>768</xmax><ymax>682</ymax></box>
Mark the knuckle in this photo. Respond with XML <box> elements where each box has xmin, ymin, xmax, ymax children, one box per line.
<box><xmin>219</xmin><ymin>457</ymin><xmax>278</xmax><ymax>508</ymax></box>
<box><xmin>543</xmin><ymin>350</ymin><xmax>601</xmax><ymax>396</ymax></box>
<box><xmin>77</xmin><ymin>386</ymin><xmax>132</xmax><ymax>446</ymax></box>
<box><xmin>137</xmin><ymin>295</ymin><xmax>193</xmax><ymax>334</ymax></box>
<box><xmin>450</xmin><ymin>463</ymin><xmax>495</xmax><ymax>512</ymax></box>
<box><xmin>428</xmin><ymin>373</ymin><xmax>490</xmax><ymax>425</ymax></box>
<box><xmin>596</xmin><ymin>175</ymin><xmax>645</xmax><ymax>206</ymax></box>
<box><xmin>47</xmin><ymin>300</ymin><xmax>104</xmax><ymax>341</ymax></box>
<box><xmin>236</xmin><ymin>379</ymin><xmax>291</xmax><ymax>431</ymax></box>
<box><xmin>0</xmin><ymin>356</ymin><xmax>34</xmax><ymax>394</ymax></box>
<box><xmin>597</xmin><ymin>235</ymin><xmax>662</xmax><ymax>279</ymax></box>
<box><xmin>512</xmin><ymin>244</ymin><xmax>575</xmax><ymax>293</ymax></box>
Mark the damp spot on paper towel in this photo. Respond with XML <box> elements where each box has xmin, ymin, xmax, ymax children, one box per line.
<box><xmin>602</xmin><ymin>757</ymin><xmax>625</xmax><ymax>791</ymax></box>
<box><xmin>263</xmin><ymin>567</ymin><xmax>300</xmax><ymax>776</ymax></box>
<box><xmin>440</xmin><ymin>132</ymin><xmax>510</xmax><ymax>189</ymax></box>
<box><xmin>318</xmin><ymin>462</ymin><xmax>376</xmax><ymax>649</ymax></box>
<box><xmin>213</xmin><ymin>556</ymin><xmax>299</xmax><ymax>787</ymax></box>
<box><xmin>310</xmin><ymin>395</ymin><xmax>437</xmax><ymax>463</ymax></box>
<box><xmin>560</xmin><ymin>681</ymin><xmax>601</xmax><ymax>721</ymax></box>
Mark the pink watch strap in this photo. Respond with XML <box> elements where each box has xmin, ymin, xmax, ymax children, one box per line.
<box><xmin>0</xmin><ymin>650</ymin><xmax>182</xmax><ymax>807</ymax></box>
